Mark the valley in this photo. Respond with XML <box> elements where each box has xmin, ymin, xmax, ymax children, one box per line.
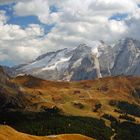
<box><xmin>1</xmin><ymin>66</ymin><xmax>140</xmax><ymax>139</ymax></box>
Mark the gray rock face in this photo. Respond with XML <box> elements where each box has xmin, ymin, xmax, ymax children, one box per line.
<box><xmin>7</xmin><ymin>38</ymin><xmax>140</xmax><ymax>81</ymax></box>
<box><xmin>111</xmin><ymin>38</ymin><xmax>140</xmax><ymax>76</ymax></box>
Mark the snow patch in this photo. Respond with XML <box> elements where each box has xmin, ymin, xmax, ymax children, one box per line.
<box><xmin>42</xmin><ymin>57</ymin><xmax>71</xmax><ymax>71</ymax></box>
<box><xmin>72</xmin><ymin>58</ymin><xmax>82</xmax><ymax>69</ymax></box>
<box><xmin>86</xmin><ymin>41</ymin><xmax>103</xmax><ymax>57</ymax></box>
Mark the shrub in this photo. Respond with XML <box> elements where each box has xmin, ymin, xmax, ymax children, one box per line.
<box><xmin>93</xmin><ymin>103</ymin><xmax>102</xmax><ymax>112</ymax></box>
<box><xmin>72</xmin><ymin>102</ymin><xmax>84</xmax><ymax>109</ymax></box>
<box><xmin>119</xmin><ymin>114</ymin><xmax>135</xmax><ymax>122</ymax></box>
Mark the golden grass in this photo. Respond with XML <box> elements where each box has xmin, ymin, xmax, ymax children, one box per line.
<box><xmin>0</xmin><ymin>125</ymin><xmax>95</xmax><ymax>140</ymax></box>
<box><xmin>11</xmin><ymin>75</ymin><xmax>140</xmax><ymax>121</ymax></box>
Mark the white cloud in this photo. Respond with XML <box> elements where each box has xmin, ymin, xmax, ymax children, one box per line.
<box><xmin>14</xmin><ymin>0</ymin><xmax>59</xmax><ymax>24</ymax></box>
<box><xmin>0</xmin><ymin>0</ymin><xmax>29</xmax><ymax>5</ymax></box>
<box><xmin>134</xmin><ymin>0</ymin><xmax>140</xmax><ymax>4</ymax></box>
<box><xmin>0</xmin><ymin>10</ymin><xmax>7</xmax><ymax>25</ymax></box>
<box><xmin>0</xmin><ymin>0</ymin><xmax>140</xmax><ymax>65</ymax></box>
<box><xmin>41</xmin><ymin>0</ymin><xmax>139</xmax><ymax>46</ymax></box>
<box><xmin>0</xmin><ymin>10</ymin><xmax>47</xmax><ymax>64</ymax></box>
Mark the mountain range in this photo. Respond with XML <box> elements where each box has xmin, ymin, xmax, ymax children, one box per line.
<box><xmin>6</xmin><ymin>37</ymin><xmax>140</xmax><ymax>81</ymax></box>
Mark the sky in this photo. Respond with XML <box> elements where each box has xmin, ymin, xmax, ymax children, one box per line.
<box><xmin>0</xmin><ymin>0</ymin><xmax>140</xmax><ymax>66</ymax></box>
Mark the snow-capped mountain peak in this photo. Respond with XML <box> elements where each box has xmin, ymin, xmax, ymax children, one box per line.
<box><xmin>8</xmin><ymin>38</ymin><xmax>140</xmax><ymax>81</ymax></box>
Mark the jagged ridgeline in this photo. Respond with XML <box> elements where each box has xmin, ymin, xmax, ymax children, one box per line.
<box><xmin>5</xmin><ymin>38</ymin><xmax>140</xmax><ymax>81</ymax></box>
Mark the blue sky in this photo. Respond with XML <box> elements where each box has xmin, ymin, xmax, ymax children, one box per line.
<box><xmin>0</xmin><ymin>3</ymin><xmax>54</xmax><ymax>32</ymax></box>
<box><xmin>0</xmin><ymin>0</ymin><xmax>140</xmax><ymax>66</ymax></box>
<box><xmin>109</xmin><ymin>13</ymin><xmax>128</xmax><ymax>21</ymax></box>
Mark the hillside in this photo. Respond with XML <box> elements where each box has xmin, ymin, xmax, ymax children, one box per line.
<box><xmin>1</xmin><ymin>70</ymin><xmax>140</xmax><ymax>139</ymax></box>
<box><xmin>0</xmin><ymin>125</ymin><xmax>94</xmax><ymax>140</ymax></box>
<box><xmin>12</xmin><ymin>75</ymin><xmax>140</xmax><ymax>120</ymax></box>
<box><xmin>0</xmin><ymin>67</ymin><xmax>45</xmax><ymax>112</ymax></box>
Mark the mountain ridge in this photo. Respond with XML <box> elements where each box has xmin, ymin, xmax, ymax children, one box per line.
<box><xmin>5</xmin><ymin>37</ymin><xmax>140</xmax><ymax>81</ymax></box>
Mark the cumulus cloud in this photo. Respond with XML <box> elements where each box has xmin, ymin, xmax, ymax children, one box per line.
<box><xmin>14</xmin><ymin>0</ymin><xmax>59</xmax><ymax>24</ymax></box>
<box><xmin>41</xmin><ymin>0</ymin><xmax>140</xmax><ymax>47</ymax></box>
<box><xmin>0</xmin><ymin>0</ymin><xmax>29</xmax><ymax>5</ymax></box>
<box><xmin>0</xmin><ymin>0</ymin><xmax>140</xmax><ymax>65</ymax></box>
<box><xmin>134</xmin><ymin>0</ymin><xmax>140</xmax><ymax>4</ymax></box>
<box><xmin>0</xmin><ymin>10</ymin><xmax>7</xmax><ymax>25</ymax></box>
<box><xmin>0</xmin><ymin>10</ymin><xmax>47</xmax><ymax>64</ymax></box>
<box><xmin>13</xmin><ymin>0</ymin><xmax>140</xmax><ymax>43</ymax></box>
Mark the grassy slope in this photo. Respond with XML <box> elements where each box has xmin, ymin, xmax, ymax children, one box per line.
<box><xmin>0</xmin><ymin>125</ymin><xmax>94</xmax><ymax>140</ymax></box>
<box><xmin>1</xmin><ymin>75</ymin><xmax>140</xmax><ymax>140</ymax></box>
<box><xmin>12</xmin><ymin>76</ymin><xmax>140</xmax><ymax>121</ymax></box>
<box><xmin>0</xmin><ymin>112</ymin><xmax>113</xmax><ymax>140</ymax></box>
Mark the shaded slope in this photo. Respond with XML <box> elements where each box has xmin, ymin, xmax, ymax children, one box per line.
<box><xmin>0</xmin><ymin>67</ymin><xmax>49</xmax><ymax>112</ymax></box>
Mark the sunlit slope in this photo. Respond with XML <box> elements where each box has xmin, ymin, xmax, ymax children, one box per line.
<box><xmin>2</xmin><ymin>75</ymin><xmax>140</xmax><ymax>140</ymax></box>
<box><xmin>0</xmin><ymin>125</ymin><xmax>94</xmax><ymax>140</ymax></box>
<box><xmin>12</xmin><ymin>75</ymin><xmax>140</xmax><ymax>120</ymax></box>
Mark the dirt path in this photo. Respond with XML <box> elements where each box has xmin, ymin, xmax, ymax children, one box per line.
<box><xmin>110</xmin><ymin>132</ymin><xmax>116</xmax><ymax>140</ymax></box>
<box><xmin>87</xmin><ymin>91</ymin><xmax>93</xmax><ymax>99</ymax></box>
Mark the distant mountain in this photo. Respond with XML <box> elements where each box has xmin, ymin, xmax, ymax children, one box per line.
<box><xmin>7</xmin><ymin>37</ymin><xmax>140</xmax><ymax>81</ymax></box>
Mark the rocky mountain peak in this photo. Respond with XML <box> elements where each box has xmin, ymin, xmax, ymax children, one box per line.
<box><xmin>5</xmin><ymin>37</ymin><xmax>140</xmax><ymax>81</ymax></box>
